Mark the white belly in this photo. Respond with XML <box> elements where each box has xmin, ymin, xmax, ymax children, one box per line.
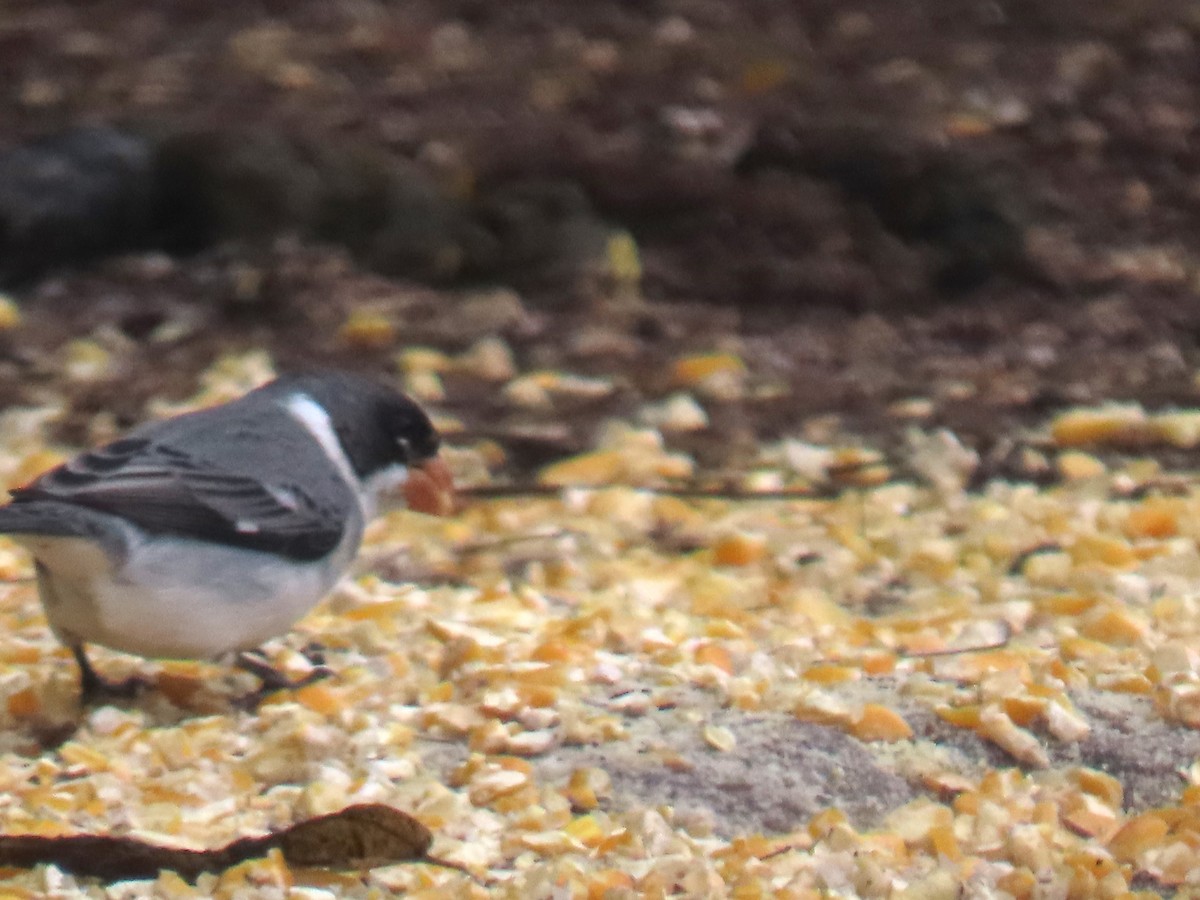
<box><xmin>20</xmin><ymin>526</ymin><xmax>358</xmax><ymax>660</ymax></box>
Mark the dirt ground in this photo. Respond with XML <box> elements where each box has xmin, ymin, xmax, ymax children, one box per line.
<box><xmin>2</xmin><ymin>0</ymin><xmax>1200</xmax><ymax>896</ymax></box>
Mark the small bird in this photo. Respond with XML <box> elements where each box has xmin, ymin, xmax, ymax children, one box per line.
<box><xmin>0</xmin><ymin>371</ymin><xmax>454</xmax><ymax>702</ymax></box>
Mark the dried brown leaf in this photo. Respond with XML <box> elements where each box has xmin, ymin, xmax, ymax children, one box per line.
<box><xmin>0</xmin><ymin>803</ymin><xmax>434</xmax><ymax>884</ymax></box>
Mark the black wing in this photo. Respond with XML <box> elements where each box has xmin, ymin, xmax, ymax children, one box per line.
<box><xmin>10</xmin><ymin>437</ymin><xmax>348</xmax><ymax>561</ymax></box>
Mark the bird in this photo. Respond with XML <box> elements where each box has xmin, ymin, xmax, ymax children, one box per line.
<box><xmin>0</xmin><ymin>371</ymin><xmax>454</xmax><ymax>702</ymax></box>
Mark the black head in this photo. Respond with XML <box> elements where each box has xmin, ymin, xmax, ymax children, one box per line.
<box><xmin>264</xmin><ymin>371</ymin><xmax>440</xmax><ymax>478</ymax></box>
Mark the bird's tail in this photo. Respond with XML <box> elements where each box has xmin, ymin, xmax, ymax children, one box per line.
<box><xmin>0</xmin><ymin>501</ymin><xmax>115</xmax><ymax>539</ymax></box>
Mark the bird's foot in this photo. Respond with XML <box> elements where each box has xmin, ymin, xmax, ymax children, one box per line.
<box><xmin>73</xmin><ymin>646</ymin><xmax>151</xmax><ymax>704</ymax></box>
<box><xmin>232</xmin><ymin>649</ymin><xmax>333</xmax><ymax>710</ymax></box>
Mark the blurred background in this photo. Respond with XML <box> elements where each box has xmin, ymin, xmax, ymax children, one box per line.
<box><xmin>0</xmin><ymin>0</ymin><xmax>1197</xmax><ymax>481</ymax></box>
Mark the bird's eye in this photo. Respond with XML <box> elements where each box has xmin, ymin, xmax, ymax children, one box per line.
<box><xmin>396</xmin><ymin>436</ymin><xmax>411</xmax><ymax>459</ymax></box>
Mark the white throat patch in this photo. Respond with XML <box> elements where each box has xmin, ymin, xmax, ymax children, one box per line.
<box><xmin>284</xmin><ymin>393</ymin><xmax>359</xmax><ymax>489</ymax></box>
<box><xmin>283</xmin><ymin>393</ymin><xmax>408</xmax><ymax>519</ymax></box>
<box><xmin>362</xmin><ymin>462</ymin><xmax>411</xmax><ymax>516</ymax></box>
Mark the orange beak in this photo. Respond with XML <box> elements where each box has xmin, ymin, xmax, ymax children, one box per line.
<box><xmin>403</xmin><ymin>456</ymin><xmax>456</xmax><ymax>516</ymax></box>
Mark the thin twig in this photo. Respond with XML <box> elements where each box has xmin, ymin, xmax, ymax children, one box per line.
<box><xmin>459</xmin><ymin>484</ymin><xmax>839</xmax><ymax>501</ymax></box>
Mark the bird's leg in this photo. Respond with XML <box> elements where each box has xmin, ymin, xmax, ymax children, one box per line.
<box><xmin>232</xmin><ymin>649</ymin><xmax>332</xmax><ymax>708</ymax></box>
<box><xmin>72</xmin><ymin>645</ymin><xmax>150</xmax><ymax>703</ymax></box>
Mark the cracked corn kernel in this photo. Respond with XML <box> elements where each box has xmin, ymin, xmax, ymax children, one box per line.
<box><xmin>506</xmin><ymin>729</ymin><xmax>556</xmax><ymax>755</ymax></box>
<box><xmin>539</xmin><ymin>451</ymin><xmax>624</xmax><ymax>486</ymax></box>
<box><xmin>5</xmin><ymin>686</ymin><xmax>39</xmax><ymax>718</ymax></box>
<box><xmin>337</xmin><ymin>310</ymin><xmax>396</xmax><ymax>348</ymax></box>
<box><xmin>604</xmin><ymin>231</ymin><xmax>642</xmax><ymax>284</ymax></box>
<box><xmin>456</xmin><ymin>336</ymin><xmax>516</xmax><ymax>381</ymax></box>
<box><xmin>1056</xmin><ymin>450</ymin><xmax>1106</xmax><ymax>480</ymax></box>
<box><xmin>1050</xmin><ymin>404</ymin><xmax>1151</xmax><ymax>447</ymax></box>
<box><xmin>1002</xmin><ymin>695</ymin><xmax>1045</xmax><ymax>727</ymax></box>
<box><xmin>1151</xmin><ymin>410</ymin><xmax>1200</xmax><ymax>447</ymax></box>
<box><xmin>1020</xmin><ymin>549</ymin><xmax>1073</xmax><ymax>585</ymax></box>
<box><xmin>584</xmin><ymin>869</ymin><xmax>633</xmax><ymax>897</ymax></box>
<box><xmin>0</xmin><ymin>295</ymin><xmax>21</xmax><ymax>330</ymax></box>
<box><xmin>928</xmin><ymin>824</ymin><xmax>961</xmax><ymax>861</ymax></box>
<box><xmin>293</xmin><ymin>683</ymin><xmax>340</xmax><ymax>716</ymax></box>
<box><xmin>849</xmin><ymin>704</ymin><xmax>913</xmax><ymax>742</ymax></box>
<box><xmin>1070</xmin><ymin>534</ymin><xmax>1138</xmax><ymax>568</ymax></box>
<box><xmin>564</xmin><ymin>768</ymin><xmax>610</xmax><ymax>812</ymax></box>
<box><xmin>1123</xmin><ymin>498</ymin><xmax>1180</xmax><ymax>538</ymax></box>
<box><xmin>827</xmin><ymin>447</ymin><xmax>891</xmax><ymax>487</ymax></box>
<box><xmin>702</xmin><ymin>724</ymin><xmax>736</xmax><ymax>752</ymax></box>
<box><xmin>793</xmin><ymin>691</ymin><xmax>853</xmax><ymax>727</ymax></box>
<box><xmin>396</xmin><ymin>345</ymin><xmax>451</xmax><ymax>373</ymax></box>
<box><xmin>711</xmin><ymin>531</ymin><xmax>767</xmax><ymax>566</ymax></box>
<box><xmin>640</xmin><ymin>392</ymin><xmax>708</xmax><ymax>432</ymax></box>
<box><xmin>563</xmin><ymin>814</ymin><xmax>606</xmax><ymax>845</ymax></box>
<box><xmin>883</xmin><ymin>799</ymin><xmax>952</xmax><ymax>846</ymax></box>
<box><xmin>1044</xmin><ymin>699</ymin><xmax>1090</xmax><ymax>742</ymax></box>
<box><xmin>671</xmin><ymin>352</ymin><xmax>746</xmax><ymax>386</ymax></box>
<box><xmin>693</xmin><ymin>642</ymin><xmax>733</xmax><ymax>673</ymax></box>
<box><xmin>995</xmin><ymin>867</ymin><xmax>1038</xmax><ymax>897</ymax></box>
<box><xmin>61</xmin><ymin>338</ymin><xmax>112</xmax><ymax>381</ymax></box>
<box><xmin>935</xmin><ymin>704</ymin><xmax>981</xmax><ymax>729</ymax></box>
<box><xmin>1034</xmin><ymin>592</ymin><xmax>1096</xmax><ymax>615</ymax></box>
<box><xmin>977</xmin><ymin>705</ymin><xmax>1050</xmax><ymax>768</ymax></box>
<box><xmin>807</xmin><ymin>808</ymin><xmax>848</xmax><ymax>840</ymax></box>
<box><xmin>1062</xmin><ymin>793</ymin><xmax>1120</xmax><ymax>838</ymax></box>
<box><xmin>1074</xmin><ymin>769</ymin><xmax>1124</xmax><ymax>808</ymax></box>
<box><xmin>860</xmin><ymin>653</ymin><xmax>896</xmax><ymax>676</ymax></box>
<box><xmin>802</xmin><ymin>664</ymin><xmax>858</xmax><ymax>685</ymax></box>
<box><xmin>404</xmin><ymin>369</ymin><xmax>446</xmax><ymax>402</ymax></box>
<box><xmin>1080</xmin><ymin>607</ymin><xmax>1147</xmax><ymax>644</ymax></box>
<box><xmin>1108</xmin><ymin>813</ymin><xmax>1170</xmax><ymax>862</ymax></box>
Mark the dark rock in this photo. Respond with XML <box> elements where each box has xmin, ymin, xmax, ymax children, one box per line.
<box><xmin>0</xmin><ymin>126</ymin><xmax>156</xmax><ymax>285</ymax></box>
<box><xmin>472</xmin><ymin>179</ymin><xmax>618</xmax><ymax>294</ymax></box>
<box><xmin>151</xmin><ymin>128</ymin><xmax>325</xmax><ymax>253</ymax></box>
<box><xmin>738</xmin><ymin>118</ymin><xmax>1027</xmax><ymax>295</ymax></box>
<box><xmin>154</xmin><ymin>128</ymin><xmax>492</xmax><ymax>284</ymax></box>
